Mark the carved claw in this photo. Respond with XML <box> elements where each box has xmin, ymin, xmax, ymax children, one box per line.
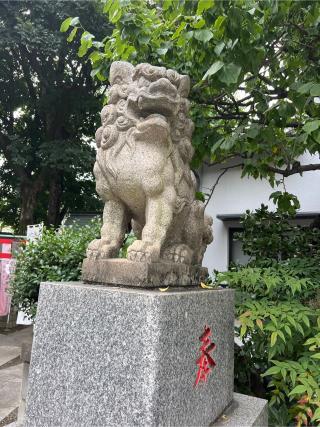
<box><xmin>162</xmin><ymin>244</ymin><xmax>192</xmax><ymax>265</ymax></box>
<box><xmin>127</xmin><ymin>240</ymin><xmax>160</xmax><ymax>263</ymax></box>
<box><xmin>86</xmin><ymin>239</ymin><xmax>120</xmax><ymax>259</ymax></box>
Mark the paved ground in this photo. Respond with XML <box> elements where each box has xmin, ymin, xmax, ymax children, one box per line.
<box><xmin>0</xmin><ymin>327</ymin><xmax>33</xmax><ymax>425</ymax></box>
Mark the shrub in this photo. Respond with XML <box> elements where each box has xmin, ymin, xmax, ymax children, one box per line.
<box><xmin>239</xmin><ymin>204</ymin><xmax>320</xmax><ymax>262</ymax></box>
<box><xmin>216</xmin><ymin>205</ymin><xmax>320</xmax><ymax>427</ymax></box>
<box><xmin>10</xmin><ymin>219</ymin><xmax>101</xmax><ymax>319</ymax></box>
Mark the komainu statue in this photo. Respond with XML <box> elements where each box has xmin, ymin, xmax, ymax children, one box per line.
<box><xmin>86</xmin><ymin>61</ymin><xmax>213</xmax><ymax>266</ymax></box>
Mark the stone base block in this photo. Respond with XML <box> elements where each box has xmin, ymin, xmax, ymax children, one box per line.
<box><xmin>82</xmin><ymin>258</ymin><xmax>208</xmax><ymax>287</ymax></box>
<box><xmin>25</xmin><ymin>281</ymin><xmax>234</xmax><ymax>426</ymax></box>
<box><xmin>212</xmin><ymin>393</ymin><xmax>268</xmax><ymax>427</ymax></box>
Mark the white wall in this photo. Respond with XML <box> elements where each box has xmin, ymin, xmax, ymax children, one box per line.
<box><xmin>200</xmin><ymin>153</ymin><xmax>320</xmax><ymax>274</ymax></box>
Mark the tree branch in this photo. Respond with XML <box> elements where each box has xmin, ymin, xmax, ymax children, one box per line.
<box><xmin>205</xmin><ymin>163</ymin><xmax>243</xmax><ymax>207</ymax></box>
<box><xmin>267</xmin><ymin>163</ymin><xmax>320</xmax><ymax>177</ymax></box>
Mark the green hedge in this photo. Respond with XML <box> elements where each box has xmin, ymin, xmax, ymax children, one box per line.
<box><xmin>10</xmin><ymin>220</ymin><xmax>101</xmax><ymax>319</ymax></box>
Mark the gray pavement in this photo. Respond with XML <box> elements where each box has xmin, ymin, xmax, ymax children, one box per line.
<box><xmin>0</xmin><ymin>327</ymin><xmax>33</xmax><ymax>424</ymax></box>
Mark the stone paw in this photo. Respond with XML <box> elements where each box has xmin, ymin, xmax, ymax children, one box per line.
<box><xmin>86</xmin><ymin>239</ymin><xmax>101</xmax><ymax>259</ymax></box>
<box><xmin>127</xmin><ymin>240</ymin><xmax>160</xmax><ymax>263</ymax></box>
<box><xmin>86</xmin><ymin>239</ymin><xmax>119</xmax><ymax>259</ymax></box>
<box><xmin>99</xmin><ymin>243</ymin><xmax>120</xmax><ymax>259</ymax></box>
<box><xmin>162</xmin><ymin>244</ymin><xmax>192</xmax><ymax>264</ymax></box>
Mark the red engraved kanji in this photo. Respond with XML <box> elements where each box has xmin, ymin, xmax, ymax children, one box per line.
<box><xmin>194</xmin><ymin>325</ymin><xmax>216</xmax><ymax>387</ymax></box>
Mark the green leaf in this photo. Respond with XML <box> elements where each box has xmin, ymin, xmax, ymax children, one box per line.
<box><xmin>263</xmin><ymin>365</ymin><xmax>281</xmax><ymax>376</ymax></box>
<box><xmin>81</xmin><ymin>32</ymin><xmax>94</xmax><ymax>42</ymax></box>
<box><xmin>78</xmin><ymin>43</ymin><xmax>89</xmax><ymax>58</ymax></box>
<box><xmin>196</xmin><ymin>0</ymin><xmax>214</xmax><ymax>15</ymax></box>
<box><xmin>202</xmin><ymin>61</ymin><xmax>224</xmax><ymax>80</ymax></box>
<box><xmin>312</xmin><ymin>407</ymin><xmax>320</xmax><ymax>421</ymax></box>
<box><xmin>277</xmin><ymin>330</ymin><xmax>286</xmax><ymax>342</ymax></box>
<box><xmin>219</xmin><ymin>63</ymin><xmax>242</xmax><ymax>85</ymax></box>
<box><xmin>89</xmin><ymin>51</ymin><xmax>102</xmax><ymax>63</ymax></box>
<box><xmin>194</xmin><ymin>29</ymin><xmax>213</xmax><ymax>42</ymax></box>
<box><xmin>310</xmin><ymin>84</ymin><xmax>320</xmax><ymax>96</ymax></box>
<box><xmin>156</xmin><ymin>47</ymin><xmax>168</xmax><ymax>56</ymax></box>
<box><xmin>214</xmin><ymin>41</ymin><xmax>225</xmax><ymax>56</ymax></box>
<box><xmin>247</xmin><ymin>124</ymin><xmax>260</xmax><ymax>139</ymax></box>
<box><xmin>311</xmin><ymin>353</ymin><xmax>320</xmax><ymax>359</ymax></box>
<box><xmin>214</xmin><ymin>15</ymin><xmax>226</xmax><ymax>31</ymax></box>
<box><xmin>270</xmin><ymin>331</ymin><xmax>278</xmax><ymax>347</ymax></box>
<box><xmin>284</xmin><ymin>325</ymin><xmax>292</xmax><ymax>337</ymax></box>
<box><xmin>172</xmin><ymin>22</ymin><xmax>187</xmax><ymax>40</ymax></box>
<box><xmin>240</xmin><ymin>324</ymin><xmax>247</xmax><ymax>338</ymax></box>
<box><xmin>195</xmin><ymin>191</ymin><xmax>206</xmax><ymax>202</ymax></box>
<box><xmin>103</xmin><ymin>0</ymin><xmax>113</xmax><ymax>13</ymax></box>
<box><xmin>296</xmin><ymin>82</ymin><xmax>314</xmax><ymax>94</ymax></box>
<box><xmin>67</xmin><ymin>27</ymin><xmax>78</xmax><ymax>43</ymax></box>
<box><xmin>193</xmin><ymin>18</ymin><xmax>206</xmax><ymax>29</ymax></box>
<box><xmin>290</xmin><ymin>370</ymin><xmax>297</xmax><ymax>386</ymax></box>
<box><xmin>109</xmin><ymin>0</ymin><xmax>122</xmax><ymax>23</ymax></box>
<box><xmin>60</xmin><ymin>17</ymin><xmax>72</xmax><ymax>33</ymax></box>
<box><xmin>289</xmin><ymin>384</ymin><xmax>307</xmax><ymax>396</ymax></box>
<box><xmin>302</xmin><ymin>120</ymin><xmax>320</xmax><ymax>134</ymax></box>
<box><xmin>163</xmin><ymin>0</ymin><xmax>172</xmax><ymax>11</ymax></box>
<box><xmin>70</xmin><ymin>17</ymin><xmax>80</xmax><ymax>27</ymax></box>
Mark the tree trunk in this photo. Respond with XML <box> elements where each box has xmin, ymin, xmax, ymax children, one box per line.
<box><xmin>46</xmin><ymin>170</ymin><xmax>63</xmax><ymax>228</ymax></box>
<box><xmin>19</xmin><ymin>182</ymin><xmax>39</xmax><ymax>234</ymax></box>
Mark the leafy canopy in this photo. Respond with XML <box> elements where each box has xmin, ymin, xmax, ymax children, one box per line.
<box><xmin>0</xmin><ymin>0</ymin><xmax>108</xmax><ymax>230</ymax></box>
<box><xmin>64</xmin><ymin>0</ymin><xmax>320</xmax><ymax>185</ymax></box>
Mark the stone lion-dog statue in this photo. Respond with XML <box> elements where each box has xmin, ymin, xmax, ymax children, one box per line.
<box><xmin>86</xmin><ymin>61</ymin><xmax>213</xmax><ymax>266</ymax></box>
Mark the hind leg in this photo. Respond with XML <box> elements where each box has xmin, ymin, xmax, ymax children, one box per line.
<box><xmin>87</xmin><ymin>199</ymin><xmax>128</xmax><ymax>259</ymax></box>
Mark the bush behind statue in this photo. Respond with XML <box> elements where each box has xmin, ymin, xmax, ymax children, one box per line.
<box><xmin>10</xmin><ymin>219</ymin><xmax>101</xmax><ymax>319</ymax></box>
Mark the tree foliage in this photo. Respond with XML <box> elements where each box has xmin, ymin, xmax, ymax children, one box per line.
<box><xmin>65</xmin><ymin>0</ymin><xmax>320</xmax><ymax>188</ymax></box>
<box><xmin>239</xmin><ymin>204</ymin><xmax>320</xmax><ymax>261</ymax></box>
<box><xmin>0</xmin><ymin>0</ymin><xmax>109</xmax><ymax>232</ymax></box>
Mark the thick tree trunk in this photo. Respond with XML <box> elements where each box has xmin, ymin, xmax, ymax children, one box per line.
<box><xmin>46</xmin><ymin>170</ymin><xmax>63</xmax><ymax>228</ymax></box>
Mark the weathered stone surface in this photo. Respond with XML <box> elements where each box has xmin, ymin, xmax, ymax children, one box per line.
<box><xmin>212</xmin><ymin>392</ymin><xmax>268</xmax><ymax>427</ymax></box>
<box><xmin>82</xmin><ymin>258</ymin><xmax>208</xmax><ymax>287</ymax></box>
<box><xmin>25</xmin><ymin>281</ymin><xmax>234</xmax><ymax>426</ymax></box>
<box><xmin>83</xmin><ymin>61</ymin><xmax>213</xmax><ymax>272</ymax></box>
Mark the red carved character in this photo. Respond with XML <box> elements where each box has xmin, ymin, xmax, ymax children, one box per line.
<box><xmin>194</xmin><ymin>325</ymin><xmax>216</xmax><ymax>387</ymax></box>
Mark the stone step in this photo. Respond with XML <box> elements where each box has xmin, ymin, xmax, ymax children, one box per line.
<box><xmin>0</xmin><ymin>363</ymin><xmax>23</xmax><ymax>423</ymax></box>
<box><xmin>0</xmin><ymin>346</ymin><xmax>20</xmax><ymax>369</ymax></box>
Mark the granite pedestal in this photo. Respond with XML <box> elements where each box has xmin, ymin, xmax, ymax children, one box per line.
<box><xmin>212</xmin><ymin>393</ymin><xmax>268</xmax><ymax>427</ymax></box>
<box><xmin>25</xmin><ymin>281</ymin><xmax>234</xmax><ymax>426</ymax></box>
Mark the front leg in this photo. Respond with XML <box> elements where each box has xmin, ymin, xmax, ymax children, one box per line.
<box><xmin>87</xmin><ymin>199</ymin><xmax>127</xmax><ymax>259</ymax></box>
<box><xmin>127</xmin><ymin>188</ymin><xmax>175</xmax><ymax>262</ymax></box>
